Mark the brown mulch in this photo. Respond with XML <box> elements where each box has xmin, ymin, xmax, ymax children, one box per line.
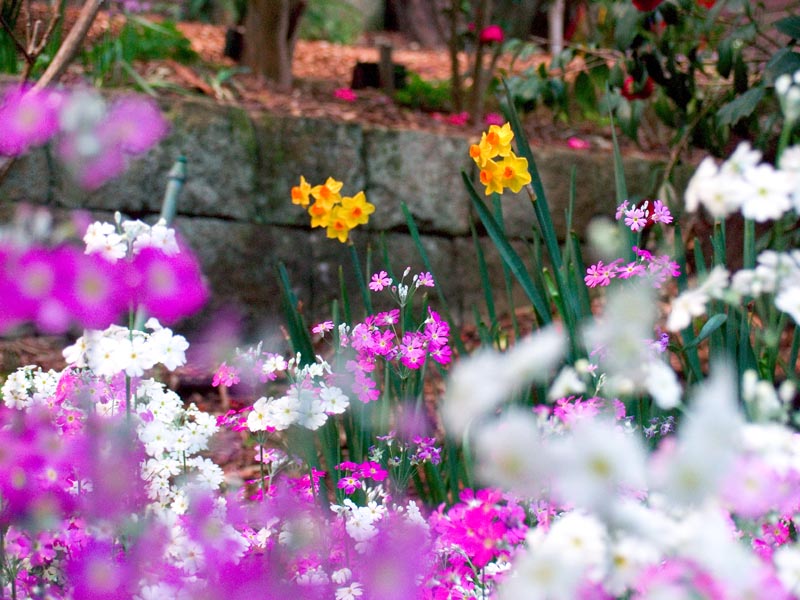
<box><xmin>14</xmin><ymin>5</ymin><xmax>669</xmax><ymax>154</ymax></box>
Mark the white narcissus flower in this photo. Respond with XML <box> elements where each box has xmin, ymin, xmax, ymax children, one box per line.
<box><xmin>644</xmin><ymin>359</ymin><xmax>682</xmax><ymax>410</ymax></box>
<box><xmin>551</xmin><ymin>418</ymin><xmax>647</xmax><ymax>514</ymax></box>
<box><xmin>776</xmin><ymin>286</ymin><xmax>800</xmax><ymax>325</ymax></box>
<box><xmin>741</xmin><ymin>163</ymin><xmax>794</xmax><ymax>222</ymax></box>
<box><xmin>473</xmin><ymin>409</ymin><xmax>550</xmax><ymax>497</ymax></box>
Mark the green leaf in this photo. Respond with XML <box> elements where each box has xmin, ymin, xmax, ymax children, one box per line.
<box><xmin>775</xmin><ymin>16</ymin><xmax>800</xmax><ymax>40</ymax></box>
<box><xmin>685</xmin><ymin>314</ymin><xmax>728</xmax><ymax>349</ymax></box>
<box><xmin>716</xmin><ymin>86</ymin><xmax>765</xmax><ymax>126</ymax></box>
<box><xmin>765</xmin><ymin>49</ymin><xmax>800</xmax><ymax>85</ymax></box>
<box><xmin>614</xmin><ymin>6</ymin><xmax>641</xmax><ymax>51</ymax></box>
<box><xmin>717</xmin><ymin>38</ymin><xmax>733</xmax><ymax>79</ymax></box>
<box><xmin>574</xmin><ymin>71</ymin><xmax>597</xmax><ymax>115</ymax></box>
<box><xmin>462</xmin><ymin>173</ymin><xmax>552</xmax><ymax>324</ymax></box>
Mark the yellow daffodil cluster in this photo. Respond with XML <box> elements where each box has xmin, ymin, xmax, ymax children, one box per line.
<box><xmin>469</xmin><ymin>122</ymin><xmax>532</xmax><ymax>196</ymax></box>
<box><xmin>291</xmin><ymin>176</ymin><xmax>375</xmax><ymax>243</ymax></box>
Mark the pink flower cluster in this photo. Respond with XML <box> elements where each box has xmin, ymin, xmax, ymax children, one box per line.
<box><xmin>429</xmin><ymin>489</ymin><xmax>526</xmax><ymax>596</ymax></box>
<box><xmin>0</xmin><ymin>241</ymin><xmax>206</xmax><ymax>334</ymax></box>
<box><xmin>335</xmin><ymin>460</ymin><xmax>388</xmax><ymax>494</ymax></box>
<box><xmin>585</xmin><ymin>245</ymin><xmax>680</xmax><ymax>288</ymax></box>
<box><xmin>0</xmin><ymin>84</ymin><xmax>168</xmax><ymax>189</ymax></box>
<box><xmin>615</xmin><ymin>199</ymin><xmax>673</xmax><ymax>232</ymax></box>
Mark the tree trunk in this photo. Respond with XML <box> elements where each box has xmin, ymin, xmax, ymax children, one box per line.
<box><xmin>385</xmin><ymin>0</ymin><xmax>448</xmax><ymax>47</ymax></box>
<box><xmin>242</xmin><ymin>0</ymin><xmax>305</xmax><ymax>90</ymax></box>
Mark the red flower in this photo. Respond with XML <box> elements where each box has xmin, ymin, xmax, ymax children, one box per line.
<box><xmin>632</xmin><ymin>0</ymin><xmax>664</xmax><ymax>10</ymax></box>
<box><xmin>621</xmin><ymin>76</ymin><xmax>655</xmax><ymax>101</ymax></box>
<box><xmin>479</xmin><ymin>24</ymin><xmax>504</xmax><ymax>44</ymax></box>
<box><xmin>697</xmin><ymin>0</ymin><xmax>715</xmax><ymax>7</ymax></box>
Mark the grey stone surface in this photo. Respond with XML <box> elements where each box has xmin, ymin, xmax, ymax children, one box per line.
<box><xmin>364</xmin><ymin>127</ymin><xmax>472</xmax><ymax>235</ymax></box>
<box><xmin>0</xmin><ymin>96</ymin><xmax>691</xmax><ymax>331</ymax></box>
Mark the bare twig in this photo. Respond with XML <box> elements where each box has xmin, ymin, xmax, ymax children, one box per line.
<box><xmin>33</xmin><ymin>0</ymin><xmax>104</xmax><ymax>91</ymax></box>
<box><xmin>0</xmin><ymin>12</ymin><xmax>33</xmax><ymax>64</ymax></box>
<box><xmin>21</xmin><ymin>0</ymin><xmax>66</xmax><ymax>81</ymax></box>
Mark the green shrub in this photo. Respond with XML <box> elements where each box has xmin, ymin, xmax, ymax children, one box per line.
<box><xmin>299</xmin><ymin>0</ymin><xmax>363</xmax><ymax>45</ymax></box>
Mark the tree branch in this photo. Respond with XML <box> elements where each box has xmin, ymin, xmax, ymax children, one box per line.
<box><xmin>33</xmin><ymin>0</ymin><xmax>103</xmax><ymax>91</ymax></box>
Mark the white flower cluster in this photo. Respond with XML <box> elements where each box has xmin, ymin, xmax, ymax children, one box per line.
<box><xmin>83</xmin><ymin>215</ymin><xmax>179</xmax><ymax>263</ymax></box>
<box><xmin>669</xmin><ymin>249</ymin><xmax>800</xmax><ymax>331</ymax></box>
<box><xmin>685</xmin><ymin>142</ymin><xmax>800</xmax><ymax>222</ymax></box>
<box><xmin>246</xmin><ymin>355</ymin><xmax>350</xmax><ymax>432</ymax></box>
<box><xmin>442</xmin><ymin>324</ymin><xmax>565</xmax><ymax>435</ymax></box>
<box><xmin>1</xmin><ymin>365</ymin><xmax>59</xmax><ymax>410</ymax></box>
<box><xmin>331</xmin><ymin>492</ymin><xmax>427</xmax><ymax>554</ymax></box>
<box><xmin>63</xmin><ymin>318</ymin><xmax>189</xmax><ymax>377</ymax></box>
<box><xmin>137</xmin><ymin>381</ymin><xmax>222</xmax><ymax>510</ymax></box>
<box><xmin>487</xmin><ymin>366</ymin><xmax>800</xmax><ymax>599</ymax></box>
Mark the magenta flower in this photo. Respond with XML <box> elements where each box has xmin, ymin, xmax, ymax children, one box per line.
<box><xmin>479</xmin><ymin>24</ymin><xmax>505</xmax><ymax>44</ymax></box>
<box><xmin>484</xmin><ymin>112</ymin><xmax>505</xmax><ymax>126</ymax></box>
<box><xmin>312</xmin><ymin>320</ymin><xmax>334</xmax><ymax>334</ymax></box>
<box><xmin>0</xmin><ymin>85</ymin><xmax>61</xmax><ymax>156</ymax></box>
<box><xmin>57</xmin><ymin>248</ymin><xmax>127</xmax><ymax>330</ymax></box>
<box><xmin>624</xmin><ymin>206</ymin><xmax>648</xmax><ymax>231</ymax></box>
<box><xmin>334</xmin><ymin>87</ymin><xmax>357</xmax><ymax>102</ymax></box>
<box><xmin>358</xmin><ymin>461</ymin><xmax>388</xmax><ymax>482</ymax></box>
<box><xmin>567</xmin><ymin>136</ymin><xmax>591</xmax><ymax>150</ymax></box>
<box><xmin>584</xmin><ymin>260</ymin><xmax>620</xmax><ymax>287</ymax></box>
<box><xmin>100</xmin><ymin>96</ymin><xmax>169</xmax><ymax>154</ymax></box>
<box><xmin>416</xmin><ymin>271</ymin><xmax>435</xmax><ymax>287</ymax></box>
<box><xmin>337</xmin><ymin>476</ymin><xmax>362</xmax><ymax>494</ymax></box>
<box><xmin>127</xmin><ymin>245</ymin><xmax>208</xmax><ymax>323</ymax></box>
<box><xmin>213</xmin><ymin>362</ymin><xmax>241</xmax><ymax>387</ymax></box>
<box><xmin>369</xmin><ymin>270</ymin><xmax>392</xmax><ymax>291</ymax></box>
<box><xmin>650</xmin><ymin>199</ymin><xmax>673</xmax><ymax>224</ymax></box>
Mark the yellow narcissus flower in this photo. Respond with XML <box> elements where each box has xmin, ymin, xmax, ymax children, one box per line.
<box><xmin>291</xmin><ymin>175</ymin><xmax>312</xmax><ymax>207</ymax></box>
<box><xmin>310</xmin><ymin>176</ymin><xmax>343</xmax><ymax>210</ymax></box>
<box><xmin>478</xmin><ymin>152</ymin><xmax>531</xmax><ymax>195</ymax></box>
<box><xmin>294</xmin><ymin>175</ymin><xmax>373</xmax><ymax>243</ymax></box>
<box><xmin>340</xmin><ymin>191</ymin><xmax>375</xmax><ymax>228</ymax></box>
<box><xmin>479</xmin><ymin>123</ymin><xmax>514</xmax><ymax>159</ymax></box>
<box><xmin>308</xmin><ymin>201</ymin><xmax>332</xmax><ymax>228</ymax></box>
<box><xmin>326</xmin><ymin>206</ymin><xmax>353</xmax><ymax>243</ymax></box>
<box><xmin>479</xmin><ymin>159</ymin><xmax>504</xmax><ymax>195</ymax></box>
<box><xmin>497</xmin><ymin>153</ymin><xmax>531</xmax><ymax>193</ymax></box>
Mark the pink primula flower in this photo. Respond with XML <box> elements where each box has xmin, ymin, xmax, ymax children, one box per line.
<box><xmin>0</xmin><ymin>85</ymin><xmax>61</xmax><ymax>156</ymax></box>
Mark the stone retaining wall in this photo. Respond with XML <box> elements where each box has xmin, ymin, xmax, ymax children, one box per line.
<box><xmin>0</xmin><ymin>96</ymin><xmax>689</xmax><ymax>332</ymax></box>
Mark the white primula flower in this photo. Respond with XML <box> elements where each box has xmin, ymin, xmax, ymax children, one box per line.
<box><xmin>247</xmin><ymin>397</ymin><xmax>273</xmax><ymax>432</ymax></box>
<box><xmin>335</xmin><ymin>582</ymin><xmax>363</xmax><ymax>600</ymax></box>
<box><xmin>148</xmin><ymin>328</ymin><xmax>189</xmax><ymax>371</ymax></box>
<box><xmin>318</xmin><ymin>384</ymin><xmax>349</xmax><ymax>414</ymax></box>
<box><xmin>721</xmin><ymin>141</ymin><xmax>762</xmax><ymax>176</ymax></box>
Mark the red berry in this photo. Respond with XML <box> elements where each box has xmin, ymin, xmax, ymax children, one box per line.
<box><xmin>697</xmin><ymin>0</ymin><xmax>715</xmax><ymax>7</ymax></box>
